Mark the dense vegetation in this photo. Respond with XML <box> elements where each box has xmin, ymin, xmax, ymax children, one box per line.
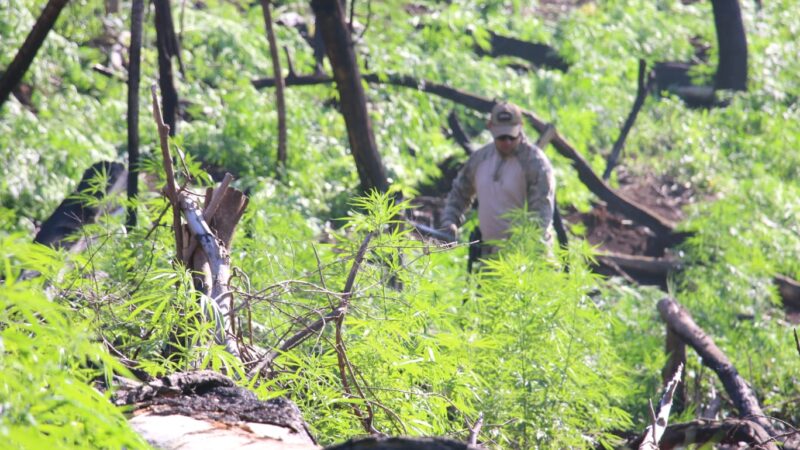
<box><xmin>1</xmin><ymin>0</ymin><xmax>799</xmax><ymax>448</ymax></box>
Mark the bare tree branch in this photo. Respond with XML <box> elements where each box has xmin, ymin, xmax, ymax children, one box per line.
<box><xmin>657</xmin><ymin>297</ymin><xmax>779</xmax><ymax>439</ymax></box>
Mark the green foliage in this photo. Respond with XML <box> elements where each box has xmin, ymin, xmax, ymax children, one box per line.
<box><xmin>0</xmin><ymin>237</ymin><xmax>147</xmax><ymax>449</ymax></box>
<box><xmin>3</xmin><ymin>0</ymin><xmax>800</xmax><ymax>447</ymax></box>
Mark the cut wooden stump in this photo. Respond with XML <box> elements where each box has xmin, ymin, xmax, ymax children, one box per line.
<box><xmin>113</xmin><ymin>371</ymin><xmax>318</xmax><ymax>450</ymax></box>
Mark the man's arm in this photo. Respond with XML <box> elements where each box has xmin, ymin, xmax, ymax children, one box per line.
<box><xmin>441</xmin><ymin>157</ymin><xmax>478</xmax><ymax>230</ymax></box>
<box><xmin>524</xmin><ymin>147</ymin><xmax>556</xmax><ymax>231</ymax></box>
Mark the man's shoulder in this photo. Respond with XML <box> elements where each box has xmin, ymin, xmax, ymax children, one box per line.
<box><xmin>516</xmin><ymin>141</ymin><xmax>553</xmax><ymax>171</ymax></box>
<box><xmin>462</xmin><ymin>143</ymin><xmax>495</xmax><ymax>167</ymax></box>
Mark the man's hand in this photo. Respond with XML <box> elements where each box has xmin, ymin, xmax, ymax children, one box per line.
<box><xmin>445</xmin><ymin>223</ymin><xmax>458</xmax><ymax>242</ymax></box>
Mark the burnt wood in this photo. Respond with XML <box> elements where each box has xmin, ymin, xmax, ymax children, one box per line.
<box><xmin>0</xmin><ymin>0</ymin><xmax>70</xmax><ymax>109</ymax></box>
<box><xmin>34</xmin><ymin>161</ymin><xmax>127</xmax><ymax>250</ymax></box>
<box><xmin>310</xmin><ymin>0</ymin><xmax>389</xmax><ymax>194</ymax></box>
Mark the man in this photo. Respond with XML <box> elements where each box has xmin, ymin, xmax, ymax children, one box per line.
<box><xmin>441</xmin><ymin>102</ymin><xmax>555</xmax><ymax>256</ymax></box>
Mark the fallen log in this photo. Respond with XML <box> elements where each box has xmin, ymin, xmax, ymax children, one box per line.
<box><xmin>774</xmin><ymin>274</ymin><xmax>800</xmax><ymax>311</ymax></box>
<box><xmin>113</xmin><ymin>371</ymin><xmax>318</xmax><ymax>450</ymax></box>
<box><xmin>34</xmin><ymin>161</ymin><xmax>127</xmax><ymax>251</ymax></box>
<box><xmin>626</xmin><ymin>418</ymin><xmax>776</xmax><ymax>449</ymax></box>
<box><xmin>326</xmin><ymin>437</ymin><xmax>482</xmax><ymax>450</ymax></box>
<box><xmin>473</xmin><ymin>31</ymin><xmax>569</xmax><ymax>72</ymax></box>
<box><xmin>251</xmin><ymin>72</ymin><xmax>678</xmax><ymax>240</ymax></box>
<box><xmin>657</xmin><ymin>297</ymin><xmax>778</xmax><ymax>439</ymax></box>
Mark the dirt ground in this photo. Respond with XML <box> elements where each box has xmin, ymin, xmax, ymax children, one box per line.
<box><xmin>564</xmin><ymin>167</ymin><xmax>696</xmax><ymax>257</ymax></box>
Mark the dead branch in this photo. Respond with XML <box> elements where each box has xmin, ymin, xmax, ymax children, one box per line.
<box><xmin>151</xmin><ymin>84</ymin><xmax>184</xmax><ymax>262</ymax></box>
<box><xmin>598</xmin><ymin>252</ymin><xmax>682</xmax><ymax>277</ymax></box>
<box><xmin>604</xmin><ymin>59</ymin><xmax>654</xmax><ymax>180</ymax></box>
<box><xmin>657</xmin><ymin>297</ymin><xmax>778</xmax><ymax>438</ymax></box>
<box><xmin>468</xmin><ymin>412</ymin><xmax>484</xmax><ymax>446</ymax></box>
<box><xmin>627</xmin><ymin>418</ymin><xmax>776</xmax><ymax>450</ymax></box>
<box><xmin>34</xmin><ymin>161</ymin><xmax>127</xmax><ymax>251</ymax></box>
<box><xmin>260</xmin><ymin>0</ymin><xmax>287</xmax><ymax>175</ymax></box>
<box><xmin>662</xmin><ymin>327</ymin><xmax>686</xmax><ymax>413</ymax></box>
<box><xmin>774</xmin><ymin>274</ymin><xmax>800</xmax><ymax>311</ymax></box>
<box><xmin>179</xmin><ymin>195</ymin><xmax>239</xmax><ymax>357</ymax></box>
<box><xmin>0</xmin><ymin>0</ymin><xmax>69</xmax><ymax>109</ymax></box>
<box><xmin>474</xmin><ymin>31</ymin><xmax>569</xmax><ymax>72</ymax></box>
<box><xmin>326</xmin><ymin>436</ymin><xmax>483</xmax><ymax>450</ymax></box>
<box><xmin>127</xmin><ymin>0</ymin><xmax>145</xmax><ymax>229</ymax></box>
<box><xmin>446</xmin><ymin>110</ymin><xmax>474</xmax><ymax>155</ymax></box>
<box><xmin>251</xmin><ymin>71</ymin><xmax>678</xmax><ymax>239</ymax></box>
<box><xmin>249</xmin><ymin>232</ymin><xmax>375</xmax><ymax>377</ymax></box>
<box><xmin>639</xmin><ymin>364</ymin><xmax>683</xmax><ymax>450</ymax></box>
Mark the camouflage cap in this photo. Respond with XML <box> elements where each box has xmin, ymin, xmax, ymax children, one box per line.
<box><xmin>488</xmin><ymin>102</ymin><xmax>523</xmax><ymax>138</ymax></box>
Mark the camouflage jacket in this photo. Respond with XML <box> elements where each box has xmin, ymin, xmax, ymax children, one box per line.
<box><xmin>442</xmin><ymin>135</ymin><xmax>555</xmax><ymax>242</ymax></box>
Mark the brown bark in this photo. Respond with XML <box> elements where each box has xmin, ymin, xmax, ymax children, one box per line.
<box><xmin>260</xmin><ymin>0</ymin><xmax>288</xmax><ymax>175</ymax></box>
<box><xmin>127</xmin><ymin>0</ymin><xmax>145</xmax><ymax>229</ymax></box>
<box><xmin>711</xmin><ymin>0</ymin><xmax>748</xmax><ymax>91</ymax></box>
<box><xmin>154</xmin><ymin>0</ymin><xmax>181</xmax><ymax>135</ymax></box>
<box><xmin>113</xmin><ymin>371</ymin><xmax>316</xmax><ymax>449</ymax></box>
<box><xmin>627</xmin><ymin>418</ymin><xmax>776</xmax><ymax>450</ymax></box>
<box><xmin>656</xmin><ymin>297</ymin><xmax>777</xmax><ymax>438</ymax></box>
<box><xmin>310</xmin><ymin>0</ymin><xmax>389</xmax><ymax>194</ymax></box>
<box><xmin>774</xmin><ymin>274</ymin><xmax>800</xmax><ymax>311</ymax></box>
<box><xmin>252</xmin><ymin>72</ymin><xmax>677</xmax><ymax>238</ymax></box>
<box><xmin>326</xmin><ymin>437</ymin><xmax>481</xmax><ymax>450</ymax></box>
<box><xmin>0</xmin><ymin>0</ymin><xmax>70</xmax><ymax>110</ymax></box>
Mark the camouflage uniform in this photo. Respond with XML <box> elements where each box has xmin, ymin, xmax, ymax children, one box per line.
<box><xmin>442</xmin><ymin>134</ymin><xmax>555</xmax><ymax>251</ymax></box>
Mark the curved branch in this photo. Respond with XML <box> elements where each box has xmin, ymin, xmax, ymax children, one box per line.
<box><xmin>657</xmin><ymin>297</ymin><xmax>778</xmax><ymax>438</ymax></box>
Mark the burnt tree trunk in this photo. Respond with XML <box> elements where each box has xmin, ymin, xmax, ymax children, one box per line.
<box><xmin>260</xmin><ymin>0</ymin><xmax>287</xmax><ymax>176</ymax></box>
<box><xmin>310</xmin><ymin>0</ymin><xmax>389</xmax><ymax>194</ymax></box>
<box><xmin>711</xmin><ymin>0</ymin><xmax>748</xmax><ymax>91</ymax></box>
<box><xmin>0</xmin><ymin>0</ymin><xmax>70</xmax><ymax>110</ymax></box>
<box><xmin>35</xmin><ymin>162</ymin><xmax>127</xmax><ymax>251</ymax></box>
<box><xmin>127</xmin><ymin>0</ymin><xmax>145</xmax><ymax>229</ymax></box>
<box><xmin>154</xmin><ymin>0</ymin><xmax>181</xmax><ymax>135</ymax></box>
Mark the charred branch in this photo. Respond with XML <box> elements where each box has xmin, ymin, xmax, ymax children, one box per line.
<box><xmin>446</xmin><ymin>110</ymin><xmax>474</xmax><ymax>155</ymax></box>
<box><xmin>113</xmin><ymin>371</ymin><xmax>316</xmax><ymax>449</ymax></box>
<box><xmin>627</xmin><ymin>418</ymin><xmax>776</xmax><ymax>450</ymax></box>
<box><xmin>604</xmin><ymin>59</ymin><xmax>654</xmax><ymax>180</ymax></box>
<box><xmin>311</xmin><ymin>0</ymin><xmax>388</xmax><ymax>194</ymax></box>
<box><xmin>34</xmin><ymin>161</ymin><xmax>127</xmax><ymax>251</ymax></box>
<box><xmin>0</xmin><ymin>0</ymin><xmax>70</xmax><ymax>109</ymax></box>
<box><xmin>326</xmin><ymin>436</ymin><xmax>482</xmax><ymax>450</ymax></box>
<box><xmin>711</xmin><ymin>0</ymin><xmax>748</xmax><ymax>91</ymax></box>
<box><xmin>127</xmin><ymin>0</ymin><xmax>145</xmax><ymax>229</ymax></box>
<box><xmin>774</xmin><ymin>274</ymin><xmax>800</xmax><ymax>311</ymax></box>
<box><xmin>474</xmin><ymin>31</ymin><xmax>569</xmax><ymax>72</ymax></box>
<box><xmin>154</xmin><ymin>0</ymin><xmax>181</xmax><ymax>135</ymax></box>
<box><xmin>657</xmin><ymin>297</ymin><xmax>778</xmax><ymax>439</ymax></box>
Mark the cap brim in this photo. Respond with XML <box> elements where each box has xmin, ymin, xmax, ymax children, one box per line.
<box><xmin>490</xmin><ymin>124</ymin><xmax>522</xmax><ymax>138</ymax></box>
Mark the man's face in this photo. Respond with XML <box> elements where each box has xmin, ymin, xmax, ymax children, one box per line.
<box><xmin>494</xmin><ymin>134</ymin><xmax>520</xmax><ymax>157</ymax></box>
